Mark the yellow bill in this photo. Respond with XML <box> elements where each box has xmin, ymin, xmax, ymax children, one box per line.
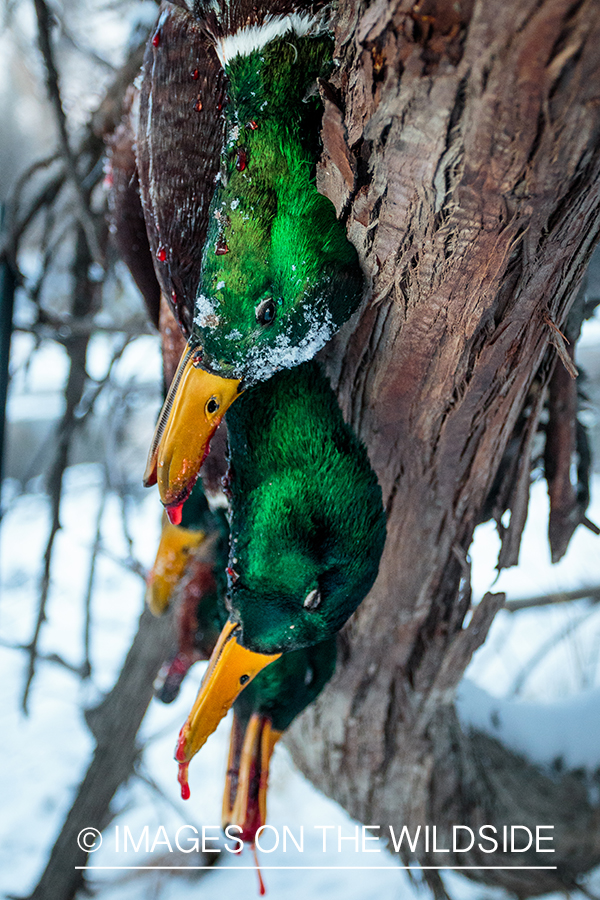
<box><xmin>175</xmin><ymin>619</ymin><xmax>280</xmax><ymax>798</ymax></box>
<box><xmin>145</xmin><ymin>518</ymin><xmax>206</xmax><ymax>616</ymax></box>
<box><xmin>144</xmin><ymin>340</ymin><xmax>241</xmax><ymax>518</ymax></box>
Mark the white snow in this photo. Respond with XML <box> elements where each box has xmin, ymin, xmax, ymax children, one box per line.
<box><xmin>457</xmin><ymin>679</ymin><xmax>600</xmax><ymax>772</ymax></box>
<box><xmin>215</xmin><ymin>14</ymin><xmax>318</xmax><ymax>67</ymax></box>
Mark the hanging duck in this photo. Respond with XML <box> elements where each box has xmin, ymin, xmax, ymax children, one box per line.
<box><xmin>137</xmin><ymin>0</ymin><xmax>363</xmax><ymax>521</ymax></box>
<box><xmin>222</xmin><ymin>638</ymin><xmax>336</xmax><ymax>841</ymax></box>
<box><xmin>148</xmin><ymin>478</ymin><xmax>337</xmax><ymax>858</ymax></box>
<box><xmin>175</xmin><ymin>359</ymin><xmax>386</xmax><ymax>790</ymax></box>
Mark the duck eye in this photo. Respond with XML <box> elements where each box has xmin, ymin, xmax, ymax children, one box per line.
<box><xmin>303</xmin><ymin>588</ymin><xmax>321</xmax><ymax>610</ymax></box>
<box><xmin>255</xmin><ymin>297</ymin><xmax>276</xmax><ymax>326</ymax></box>
<box><xmin>206</xmin><ymin>397</ymin><xmax>220</xmax><ymax>416</ymax></box>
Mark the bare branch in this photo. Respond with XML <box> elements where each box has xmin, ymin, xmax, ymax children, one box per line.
<box><xmin>505</xmin><ymin>585</ymin><xmax>600</xmax><ymax>612</ymax></box>
<box><xmin>32</xmin><ymin>0</ymin><xmax>105</xmax><ymax>266</ymax></box>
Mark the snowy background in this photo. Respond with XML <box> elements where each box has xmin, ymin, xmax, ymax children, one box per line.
<box><xmin>1</xmin><ymin>3</ymin><xmax>600</xmax><ymax>899</ymax></box>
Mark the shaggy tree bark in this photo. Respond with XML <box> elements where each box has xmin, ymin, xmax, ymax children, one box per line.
<box><xmin>286</xmin><ymin>0</ymin><xmax>600</xmax><ymax>896</ymax></box>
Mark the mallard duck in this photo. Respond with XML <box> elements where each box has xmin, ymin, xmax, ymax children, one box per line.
<box><xmin>149</xmin><ymin>480</ymin><xmax>336</xmax><ymax>831</ymax></box>
<box><xmin>138</xmin><ymin>1</ymin><xmax>363</xmax><ymax>519</ymax></box>
<box><xmin>175</xmin><ymin>360</ymin><xmax>386</xmax><ymax>785</ymax></box>
<box><xmin>222</xmin><ymin>638</ymin><xmax>336</xmax><ymax>844</ymax></box>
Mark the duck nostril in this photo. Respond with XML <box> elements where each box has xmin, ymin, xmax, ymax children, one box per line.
<box><xmin>206</xmin><ymin>397</ymin><xmax>220</xmax><ymax>415</ymax></box>
<box><xmin>240</xmin><ymin>674</ymin><xmax>250</xmax><ymax>685</ymax></box>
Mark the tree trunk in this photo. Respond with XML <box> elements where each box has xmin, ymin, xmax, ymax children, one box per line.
<box><xmin>287</xmin><ymin>0</ymin><xmax>600</xmax><ymax>894</ymax></box>
<box><xmin>26</xmin><ymin>607</ymin><xmax>175</xmax><ymax>900</ymax></box>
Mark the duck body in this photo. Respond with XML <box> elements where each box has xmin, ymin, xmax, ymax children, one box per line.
<box><xmin>176</xmin><ymin>360</ymin><xmax>386</xmax><ymax>769</ymax></box>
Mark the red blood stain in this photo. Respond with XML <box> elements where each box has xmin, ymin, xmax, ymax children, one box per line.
<box><xmin>236</xmin><ymin>148</ymin><xmax>247</xmax><ymax>172</ymax></box>
<box><xmin>152</xmin><ymin>30</ymin><xmax>160</xmax><ymax>47</ymax></box>
<box><xmin>215</xmin><ymin>237</ymin><xmax>229</xmax><ymax>255</ymax></box>
<box><xmin>252</xmin><ymin>845</ymin><xmax>266</xmax><ymax>895</ymax></box>
<box><xmin>247</xmin><ymin>120</ymin><xmax>258</xmax><ymax>131</ymax></box>
<box><xmin>157</xmin><ymin>246</ymin><xmax>167</xmax><ymax>262</ymax></box>
<box><xmin>166</xmin><ymin>502</ymin><xmax>183</xmax><ymax>525</ymax></box>
<box><xmin>191</xmin><ymin>68</ymin><xmax>199</xmax><ymax>80</ymax></box>
<box><xmin>177</xmin><ymin>761</ymin><xmax>190</xmax><ymax>800</ymax></box>
<box><xmin>194</xmin><ymin>98</ymin><xmax>203</xmax><ymax>112</ymax></box>
<box><xmin>216</xmin><ymin>102</ymin><xmax>223</xmax><ymax>112</ymax></box>
<box><xmin>171</xmin><ymin>289</ymin><xmax>177</xmax><ymax>303</ymax></box>
<box><xmin>175</xmin><ymin>730</ymin><xmax>187</xmax><ymax>762</ymax></box>
<box><xmin>227</xmin><ymin>566</ymin><xmax>239</xmax><ymax>584</ymax></box>
<box><xmin>175</xmin><ymin>730</ymin><xmax>191</xmax><ymax>798</ymax></box>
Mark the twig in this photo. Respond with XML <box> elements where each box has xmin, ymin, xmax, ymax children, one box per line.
<box><xmin>543</xmin><ymin>309</ymin><xmax>579</xmax><ymax>379</ymax></box>
<box><xmin>81</xmin><ymin>474</ymin><xmax>109</xmax><ymax>680</ymax></box>
<box><xmin>52</xmin><ymin>11</ymin><xmax>117</xmax><ymax>72</ymax></box>
<box><xmin>505</xmin><ymin>585</ymin><xmax>600</xmax><ymax>612</ymax></box>
<box><xmin>0</xmin><ymin>638</ymin><xmax>89</xmax><ymax>678</ymax></box>
<box><xmin>509</xmin><ymin>604</ymin><xmax>600</xmax><ymax>696</ymax></box>
<box><xmin>21</xmin><ymin>228</ymin><xmax>97</xmax><ymax>712</ymax></box>
<box><xmin>75</xmin><ymin>334</ymin><xmax>133</xmax><ymax>422</ymax></box>
<box><xmin>2</xmin><ymin>170</ymin><xmax>66</xmax><ymax>265</ymax></box>
<box><xmin>99</xmin><ymin>545</ymin><xmax>148</xmax><ymax>581</ymax></box>
<box><xmin>32</xmin><ymin>0</ymin><xmax>105</xmax><ymax>267</ymax></box>
<box><xmin>0</xmin><ymin>152</ymin><xmax>61</xmax><ymax>258</ymax></box>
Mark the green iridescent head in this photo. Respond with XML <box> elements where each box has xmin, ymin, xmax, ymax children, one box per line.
<box><xmin>193</xmin><ymin>34</ymin><xmax>362</xmax><ymax>384</ymax></box>
<box><xmin>225</xmin><ymin>362</ymin><xmax>387</xmax><ymax>655</ymax></box>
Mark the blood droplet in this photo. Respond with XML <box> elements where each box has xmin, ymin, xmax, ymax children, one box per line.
<box><xmin>152</xmin><ymin>30</ymin><xmax>160</xmax><ymax>47</ymax></box>
<box><xmin>247</xmin><ymin>120</ymin><xmax>258</xmax><ymax>131</ymax></box>
<box><xmin>166</xmin><ymin>502</ymin><xmax>183</xmax><ymax>525</ymax></box>
<box><xmin>157</xmin><ymin>246</ymin><xmax>167</xmax><ymax>262</ymax></box>
<box><xmin>215</xmin><ymin>237</ymin><xmax>229</xmax><ymax>255</ymax></box>
<box><xmin>194</xmin><ymin>98</ymin><xmax>203</xmax><ymax>112</ymax></box>
<box><xmin>252</xmin><ymin>845</ymin><xmax>266</xmax><ymax>895</ymax></box>
<box><xmin>178</xmin><ymin>761</ymin><xmax>190</xmax><ymax>800</ymax></box>
<box><xmin>171</xmin><ymin>289</ymin><xmax>177</xmax><ymax>303</ymax></box>
<box><xmin>175</xmin><ymin>729</ymin><xmax>191</xmax><ymax>799</ymax></box>
<box><xmin>227</xmin><ymin>566</ymin><xmax>239</xmax><ymax>584</ymax></box>
<box><xmin>216</xmin><ymin>102</ymin><xmax>223</xmax><ymax>111</ymax></box>
<box><xmin>235</xmin><ymin>148</ymin><xmax>247</xmax><ymax>172</ymax></box>
<box><xmin>191</xmin><ymin>68</ymin><xmax>199</xmax><ymax>80</ymax></box>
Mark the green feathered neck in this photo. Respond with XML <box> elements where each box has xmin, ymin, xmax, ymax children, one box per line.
<box><xmin>234</xmin><ymin>638</ymin><xmax>337</xmax><ymax>732</ymax></box>
<box><xmin>193</xmin><ymin>34</ymin><xmax>362</xmax><ymax>383</ymax></box>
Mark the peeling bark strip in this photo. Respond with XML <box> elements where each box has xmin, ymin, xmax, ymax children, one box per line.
<box><xmin>290</xmin><ymin>0</ymin><xmax>600</xmax><ymax>894</ymax></box>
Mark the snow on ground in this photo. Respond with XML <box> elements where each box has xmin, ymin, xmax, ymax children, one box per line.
<box><xmin>457</xmin><ymin>679</ymin><xmax>600</xmax><ymax>773</ymax></box>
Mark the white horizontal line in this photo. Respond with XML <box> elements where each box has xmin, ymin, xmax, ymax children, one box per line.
<box><xmin>77</xmin><ymin>866</ymin><xmax>558</xmax><ymax>871</ymax></box>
